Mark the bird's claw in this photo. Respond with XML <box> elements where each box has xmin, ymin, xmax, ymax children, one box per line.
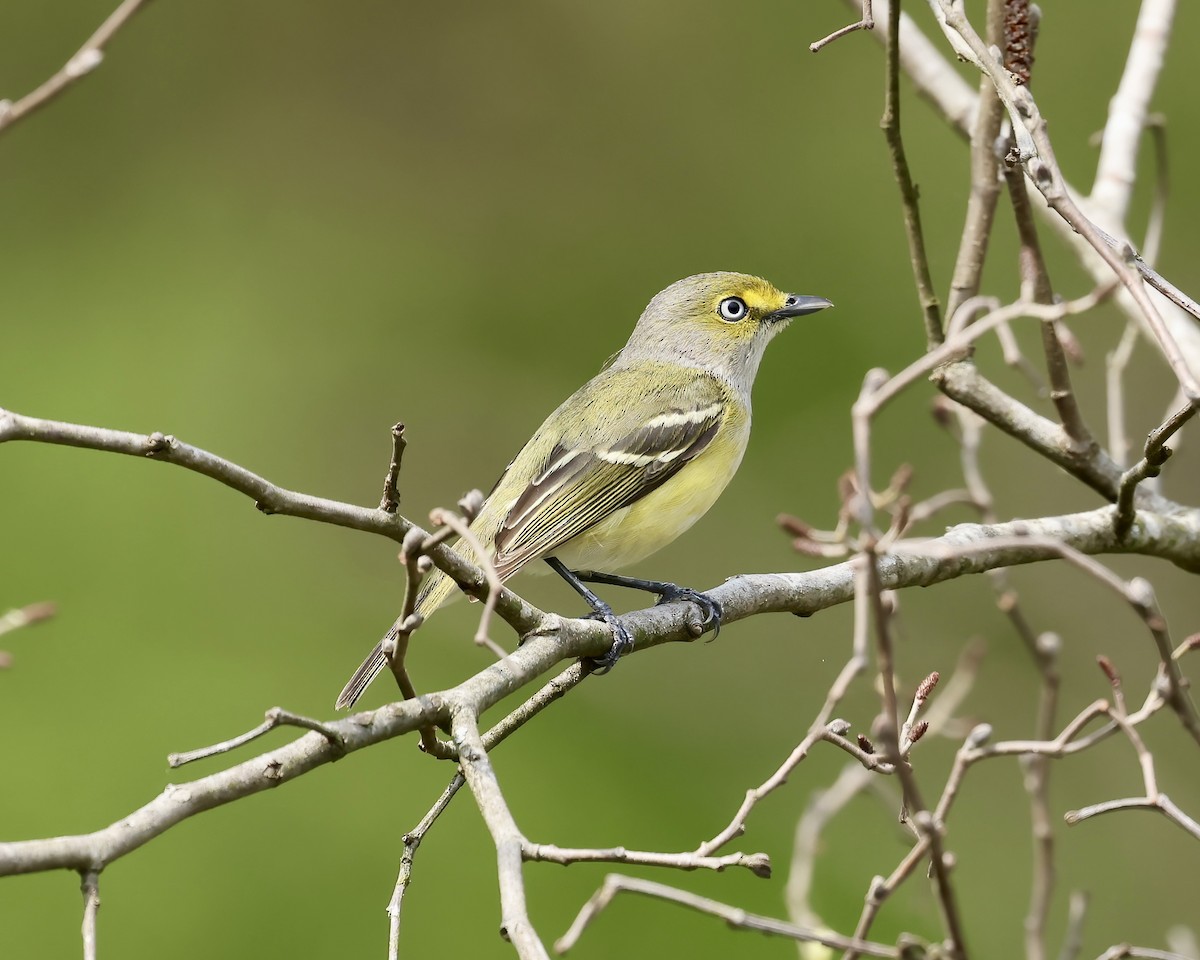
<box><xmin>655</xmin><ymin>586</ymin><xmax>723</xmax><ymax>639</ymax></box>
<box><xmin>584</xmin><ymin>610</ymin><xmax>635</xmax><ymax>674</ymax></box>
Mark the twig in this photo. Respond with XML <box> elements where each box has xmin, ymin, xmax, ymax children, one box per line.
<box><xmin>1107</xmin><ymin>321</ymin><xmax>1142</xmax><ymax>467</ymax></box>
<box><xmin>1058</xmin><ymin>891</ymin><xmax>1090</xmax><ymax>960</ymax></box>
<box><xmin>811</xmin><ymin>1</ymin><xmax>875</xmax><ymax>53</ymax></box>
<box><xmin>1115</xmin><ymin>400</ymin><xmax>1198</xmax><ymax>537</ymax></box>
<box><xmin>1148</xmin><ymin>388</ymin><xmax>1188</xmax><ymax>494</ymax></box>
<box><xmin>380</xmin><ymin>526</ymin><xmax>449</xmax><ymax>756</ymax></box>
<box><xmin>1165</xmin><ymin>927</ymin><xmax>1199</xmax><ymax>959</ymax></box>
<box><xmin>0</xmin><ymin>0</ymin><xmax>155</xmax><ymax>134</ymax></box>
<box><xmin>0</xmin><ymin>498</ymin><xmax>1197</xmax><ymax>882</ymax></box>
<box><xmin>897</xmin><ymin>531</ymin><xmax>1200</xmax><ymax>743</ymax></box>
<box><xmin>842</xmin><ymin>642</ymin><xmax>986</xmax><ymax>960</ymax></box>
<box><xmin>863</xmin><ymin>544</ymin><xmax>969</xmax><ymax>959</ymax></box>
<box><xmin>388</xmin><ymin>663</ymin><xmax>588</xmax><ymax>957</ymax></box>
<box><xmin>904</xmin><ymin>489</ymin><xmax>984</xmax><ymax>528</ymax></box>
<box><xmin>524</xmin><ymin>843</ymin><xmax>770</xmax><ymax>876</ymax></box>
<box><xmin>900</xmin><ymin>671</ymin><xmax>939</xmax><ymax>754</ymax></box>
<box><xmin>0</xmin><ymin>602</ymin><xmax>57</xmax><ymax>639</ymax></box>
<box><xmin>849</xmin><ymin>0</ymin><xmax>1200</xmax><ymax>358</ymax></box>
<box><xmin>693</xmin><ymin>629</ymin><xmax>873</xmax><ymax>858</ymax></box>
<box><xmin>1062</xmin><ymin>658</ymin><xmax>1200</xmax><ymax>839</ymax></box>
<box><xmin>80</xmin><ymin>870</ymin><xmax>100</xmax><ymax>960</ymax></box>
<box><xmin>387</xmin><ymin>775</ymin><xmax>462</xmax><ymax>960</ymax></box>
<box><xmin>1091</xmin><ymin>947</ymin><xmax>1193</xmax><ymax>960</ymax></box>
<box><xmin>949</xmin><ymin>360</ymin><xmax>1060</xmax><ymax>960</ymax></box>
<box><xmin>1088</xmin><ymin>0</ymin><xmax>1177</xmax><ymax>228</ymax></box>
<box><xmin>378</xmin><ymin>422</ymin><xmax>407</xmax><ymax>513</ymax></box>
<box><xmin>848</xmin><ymin>0</ymin><xmax>978</xmax><ymax>134</ymax></box>
<box><xmin>796</xmin><ymin>641</ymin><xmax>984</xmax><ymax>957</ymax></box>
<box><xmin>786</xmin><ymin>762</ymin><xmax>876</xmax><ymax>933</ymax></box>
<box><xmin>1139</xmin><ymin>117</ymin><xmax>1170</xmax><ymax>271</ymax></box>
<box><xmin>846</xmin><ymin>837</ymin><xmax>931</xmax><ymax>959</ymax></box>
<box><xmin>866</xmin><ymin>284</ymin><xmax>1114</xmax><ymax>431</ymax></box>
<box><xmin>1099</xmin><ymin>233</ymin><xmax>1200</xmax><ymax>325</ymax></box>
<box><xmin>1006</xmin><ymin>150</ymin><xmax>1095</xmax><ymax>451</ymax></box>
<box><xmin>930</xmin><ymin>0</ymin><xmax>1200</xmax><ymax>400</ymax></box>
<box><xmin>933</xmin><ymin>361</ymin><xmax>1145</xmax><ymax>507</ymax></box>
<box><xmin>1020</xmin><ymin>625</ymin><xmax>1061</xmax><ymax>960</ymax></box>
<box><xmin>430</xmin><ymin>507</ymin><xmax>508</xmax><ymax>659</ymax></box>
<box><xmin>450</xmin><ymin>708</ymin><xmax>548</xmax><ymax>959</ymax></box>
<box><xmin>939</xmin><ymin>699</ymin><xmax>1152</xmax><ymax>792</ymax></box>
<box><xmin>555</xmin><ymin>874</ymin><xmax>901</xmax><ymax>958</ymax></box>
<box><xmin>943</xmin><ymin>0</ymin><xmax>1006</xmax><ymax>328</ymax></box>
<box><xmin>881</xmin><ymin>0</ymin><xmax>943</xmax><ymax>348</ymax></box>
<box><xmin>0</xmin><ymin>407</ymin><xmax>547</xmax><ymax>638</ymax></box>
<box><xmin>852</xmin><ymin>369</ymin><xmax>892</xmax><ymax>532</ymax></box>
<box><xmin>168</xmin><ymin>708</ymin><xmax>346</xmax><ymax>768</ymax></box>
<box><xmin>929</xmin><ymin>675</ymin><xmax>1199</xmax><ymax>845</ymax></box>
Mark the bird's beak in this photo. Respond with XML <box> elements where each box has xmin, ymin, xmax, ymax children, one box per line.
<box><xmin>766</xmin><ymin>294</ymin><xmax>834</xmax><ymax>322</ymax></box>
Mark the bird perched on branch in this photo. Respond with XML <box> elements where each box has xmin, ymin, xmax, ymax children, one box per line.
<box><xmin>336</xmin><ymin>272</ymin><xmax>832</xmax><ymax>708</ymax></box>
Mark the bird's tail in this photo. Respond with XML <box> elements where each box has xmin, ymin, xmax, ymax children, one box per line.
<box><xmin>334</xmin><ymin>557</ymin><xmax>467</xmax><ymax>710</ymax></box>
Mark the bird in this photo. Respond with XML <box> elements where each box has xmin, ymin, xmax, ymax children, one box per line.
<box><xmin>336</xmin><ymin>272</ymin><xmax>832</xmax><ymax>708</ymax></box>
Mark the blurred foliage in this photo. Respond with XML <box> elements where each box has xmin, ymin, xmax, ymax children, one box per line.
<box><xmin>1</xmin><ymin>1</ymin><xmax>1198</xmax><ymax>958</ymax></box>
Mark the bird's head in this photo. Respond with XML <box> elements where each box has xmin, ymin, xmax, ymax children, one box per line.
<box><xmin>617</xmin><ymin>272</ymin><xmax>833</xmax><ymax>390</ymax></box>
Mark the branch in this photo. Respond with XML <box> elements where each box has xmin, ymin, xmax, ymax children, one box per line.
<box><xmin>555</xmin><ymin>874</ymin><xmax>902</xmax><ymax>957</ymax></box>
<box><xmin>450</xmin><ymin>708</ymin><xmax>548</xmax><ymax>959</ymax></box>
<box><xmin>881</xmin><ymin>0</ymin><xmax>943</xmax><ymax>348</ymax></box>
<box><xmin>1089</xmin><ymin>0</ymin><xmax>1177</xmax><ymax>227</ymax></box>
<box><xmin>2</xmin><ymin>497</ymin><xmax>1196</xmax><ymax>878</ymax></box>
<box><xmin>0</xmin><ymin>407</ymin><xmax>545</xmax><ymax>637</ymax></box>
<box><xmin>0</xmin><ymin>0</ymin><xmax>155</xmax><ymax>134</ymax></box>
<box><xmin>810</xmin><ymin>0</ymin><xmax>875</xmax><ymax>53</ymax></box>
<box><xmin>856</xmin><ymin>0</ymin><xmax>1200</xmax><ymax>392</ymax></box>
<box><xmin>928</xmin><ymin>0</ymin><xmax>1200</xmax><ymax>401</ymax></box>
<box><xmin>0</xmin><ymin>601</ymin><xmax>57</xmax><ymax>640</ymax></box>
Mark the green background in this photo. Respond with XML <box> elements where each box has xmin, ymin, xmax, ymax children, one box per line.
<box><xmin>2</xmin><ymin>1</ymin><xmax>1198</xmax><ymax>957</ymax></box>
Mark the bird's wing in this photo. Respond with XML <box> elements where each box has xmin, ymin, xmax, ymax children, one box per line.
<box><xmin>491</xmin><ymin>372</ymin><xmax>727</xmax><ymax>580</ymax></box>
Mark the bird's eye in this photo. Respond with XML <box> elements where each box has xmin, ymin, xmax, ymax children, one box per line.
<box><xmin>717</xmin><ymin>297</ymin><xmax>748</xmax><ymax>322</ymax></box>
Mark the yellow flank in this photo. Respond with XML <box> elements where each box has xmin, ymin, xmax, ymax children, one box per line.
<box><xmin>553</xmin><ymin>395</ymin><xmax>749</xmax><ymax>571</ymax></box>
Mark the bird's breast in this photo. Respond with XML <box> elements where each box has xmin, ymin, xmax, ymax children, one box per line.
<box><xmin>552</xmin><ymin>412</ymin><xmax>751</xmax><ymax>572</ymax></box>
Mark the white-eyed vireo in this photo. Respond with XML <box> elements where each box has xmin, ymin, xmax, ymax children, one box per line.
<box><xmin>337</xmin><ymin>272</ymin><xmax>832</xmax><ymax>708</ymax></box>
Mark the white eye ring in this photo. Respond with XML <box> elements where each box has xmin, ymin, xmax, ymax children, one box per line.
<box><xmin>718</xmin><ymin>297</ymin><xmax>748</xmax><ymax>322</ymax></box>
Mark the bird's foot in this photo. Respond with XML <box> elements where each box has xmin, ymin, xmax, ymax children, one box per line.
<box><xmin>584</xmin><ymin>606</ymin><xmax>635</xmax><ymax>674</ymax></box>
<box><xmin>654</xmin><ymin>584</ymin><xmax>723</xmax><ymax>639</ymax></box>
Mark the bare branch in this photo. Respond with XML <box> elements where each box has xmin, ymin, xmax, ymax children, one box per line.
<box><xmin>555</xmin><ymin>874</ymin><xmax>902</xmax><ymax>958</ymax></box>
<box><xmin>388</xmin><ymin>663</ymin><xmax>588</xmax><ymax>956</ymax></box>
<box><xmin>430</xmin><ymin>506</ymin><xmax>509</xmax><ymax>659</ymax></box>
<box><xmin>943</xmin><ymin>0</ymin><xmax>1006</xmax><ymax>328</ymax></box>
<box><xmin>0</xmin><ymin>601</ymin><xmax>57</xmax><ymax>640</ymax></box>
<box><xmin>450</xmin><ymin>709</ymin><xmax>548</xmax><ymax>959</ymax></box>
<box><xmin>388</xmin><ymin>776</ymin><xmax>462</xmax><ymax>960</ymax></box>
<box><xmin>524</xmin><ymin>843</ymin><xmax>770</xmax><ymax>876</ymax></box>
<box><xmin>378</xmin><ymin>422</ymin><xmax>407</xmax><ymax>513</ymax></box>
<box><xmin>1089</xmin><ymin>0</ymin><xmax>1177</xmax><ymax>227</ymax></box>
<box><xmin>168</xmin><ymin>708</ymin><xmax>346</xmax><ymax>768</ymax></box>
<box><xmin>811</xmin><ymin>1</ymin><xmax>874</xmax><ymax>52</ymax></box>
<box><xmin>1091</xmin><ymin>947</ymin><xmax>1193</xmax><ymax>960</ymax></box>
<box><xmin>1107</xmin><ymin>321</ymin><xmax>1143</xmax><ymax>467</ymax></box>
<box><xmin>0</xmin><ymin>0</ymin><xmax>155</xmax><ymax>135</ymax></box>
<box><xmin>80</xmin><ymin>870</ymin><xmax>100</xmax><ymax>960</ymax></box>
<box><xmin>0</xmin><ymin>406</ymin><xmax>546</xmax><ymax>637</ymax></box>
<box><xmin>863</xmin><ymin>545</ymin><xmax>968</xmax><ymax>959</ymax></box>
<box><xmin>881</xmin><ymin>0</ymin><xmax>943</xmax><ymax>349</ymax></box>
<box><xmin>1115</xmin><ymin>400</ymin><xmax>1198</xmax><ymax>536</ymax></box>
<box><xmin>929</xmin><ymin>0</ymin><xmax>1200</xmax><ymax>400</ymax></box>
<box><xmin>1060</xmin><ymin>891</ymin><xmax>1091</xmax><ymax>960</ymax></box>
